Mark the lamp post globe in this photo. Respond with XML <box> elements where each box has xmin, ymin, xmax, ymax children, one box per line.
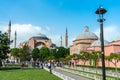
<box><xmin>95</xmin><ymin>6</ymin><xmax>107</xmax><ymax>80</ymax></box>
<box><xmin>96</xmin><ymin>6</ymin><xmax>107</xmax><ymax>22</ymax></box>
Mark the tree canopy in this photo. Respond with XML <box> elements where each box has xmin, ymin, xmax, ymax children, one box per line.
<box><xmin>11</xmin><ymin>48</ymin><xmax>20</xmax><ymax>57</ymax></box>
<box><xmin>54</xmin><ymin>47</ymin><xmax>69</xmax><ymax>60</ymax></box>
<box><xmin>0</xmin><ymin>31</ymin><xmax>10</xmax><ymax>59</ymax></box>
<box><xmin>39</xmin><ymin>46</ymin><xmax>50</xmax><ymax>61</ymax></box>
<box><xmin>32</xmin><ymin>48</ymin><xmax>39</xmax><ymax>61</ymax></box>
<box><xmin>19</xmin><ymin>45</ymin><xmax>31</xmax><ymax>61</ymax></box>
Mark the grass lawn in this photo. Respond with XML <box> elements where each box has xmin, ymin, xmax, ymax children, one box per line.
<box><xmin>0</xmin><ymin>69</ymin><xmax>62</xmax><ymax>80</ymax></box>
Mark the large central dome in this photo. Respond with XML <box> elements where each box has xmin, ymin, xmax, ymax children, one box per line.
<box><xmin>76</xmin><ymin>26</ymin><xmax>98</xmax><ymax>40</ymax></box>
<box><xmin>30</xmin><ymin>33</ymin><xmax>49</xmax><ymax>40</ymax></box>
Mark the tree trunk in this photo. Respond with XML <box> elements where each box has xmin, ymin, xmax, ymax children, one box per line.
<box><xmin>95</xmin><ymin>62</ymin><xmax>98</xmax><ymax>80</ymax></box>
<box><xmin>75</xmin><ymin>61</ymin><xmax>77</xmax><ymax>71</ymax></box>
<box><xmin>115</xmin><ymin>64</ymin><xmax>118</xmax><ymax>80</ymax></box>
<box><xmin>83</xmin><ymin>61</ymin><xmax>86</xmax><ymax>71</ymax></box>
<box><xmin>0</xmin><ymin>58</ymin><xmax>2</xmax><ymax>67</ymax></box>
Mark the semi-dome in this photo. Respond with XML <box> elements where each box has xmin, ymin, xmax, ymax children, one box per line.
<box><xmin>30</xmin><ymin>33</ymin><xmax>49</xmax><ymax>40</ymax></box>
<box><xmin>91</xmin><ymin>39</ymin><xmax>109</xmax><ymax>47</ymax></box>
<box><xmin>76</xmin><ymin>26</ymin><xmax>98</xmax><ymax>40</ymax></box>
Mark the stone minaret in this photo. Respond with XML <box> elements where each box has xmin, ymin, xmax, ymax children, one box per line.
<box><xmin>60</xmin><ymin>35</ymin><xmax>62</xmax><ymax>47</ymax></box>
<box><xmin>65</xmin><ymin>27</ymin><xmax>68</xmax><ymax>48</ymax></box>
<box><xmin>8</xmin><ymin>21</ymin><xmax>11</xmax><ymax>40</ymax></box>
<box><xmin>14</xmin><ymin>31</ymin><xmax>17</xmax><ymax>48</ymax></box>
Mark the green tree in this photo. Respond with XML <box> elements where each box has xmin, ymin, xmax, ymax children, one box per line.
<box><xmin>72</xmin><ymin>54</ymin><xmax>79</xmax><ymax>70</ymax></box>
<box><xmin>65</xmin><ymin>48</ymin><xmax>70</xmax><ymax>57</ymax></box>
<box><xmin>0</xmin><ymin>31</ymin><xmax>10</xmax><ymax>66</ymax></box>
<box><xmin>48</xmin><ymin>48</ymin><xmax>56</xmax><ymax>61</ymax></box>
<box><xmin>106</xmin><ymin>53</ymin><xmax>120</xmax><ymax>80</ymax></box>
<box><xmin>55</xmin><ymin>47</ymin><xmax>69</xmax><ymax>60</ymax></box>
<box><xmin>90</xmin><ymin>51</ymin><xmax>101</xmax><ymax>66</ymax></box>
<box><xmin>79</xmin><ymin>51</ymin><xmax>90</xmax><ymax>71</ymax></box>
<box><xmin>19</xmin><ymin>45</ymin><xmax>31</xmax><ymax>61</ymax></box>
<box><xmin>65</xmin><ymin>55</ymin><xmax>72</xmax><ymax>61</ymax></box>
<box><xmin>11</xmin><ymin>48</ymin><xmax>20</xmax><ymax>63</ymax></box>
<box><xmin>32</xmin><ymin>48</ymin><xmax>39</xmax><ymax>61</ymax></box>
<box><xmin>105</xmin><ymin>56</ymin><xmax>111</xmax><ymax>66</ymax></box>
<box><xmin>65</xmin><ymin>55</ymin><xmax>72</xmax><ymax>68</ymax></box>
<box><xmin>90</xmin><ymin>51</ymin><xmax>101</xmax><ymax>79</ymax></box>
<box><xmin>39</xmin><ymin>47</ymin><xmax>50</xmax><ymax>61</ymax></box>
<box><xmin>11</xmin><ymin>48</ymin><xmax>19</xmax><ymax>57</ymax></box>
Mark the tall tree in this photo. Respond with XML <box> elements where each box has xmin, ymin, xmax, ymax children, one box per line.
<box><xmin>19</xmin><ymin>45</ymin><xmax>31</xmax><ymax>61</ymax></box>
<box><xmin>11</xmin><ymin>48</ymin><xmax>19</xmax><ymax>57</ymax></box>
<box><xmin>0</xmin><ymin>31</ymin><xmax>10</xmax><ymax>66</ymax></box>
<box><xmin>55</xmin><ymin>47</ymin><xmax>69</xmax><ymax>60</ymax></box>
<box><xmin>65</xmin><ymin>48</ymin><xmax>70</xmax><ymax>57</ymax></box>
<box><xmin>32</xmin><ymin>48</ymin><xmax>39</xmax><ymax>61</ymax></box>
<box><xmin>11</xmin><ymin>48</ymin><xmax>20</xmax><ymax>63</ymax></box>
<box><xmin>39</xmin><ymin>47</ymin><xmax>50</xmax><ymax>61</ymax></box>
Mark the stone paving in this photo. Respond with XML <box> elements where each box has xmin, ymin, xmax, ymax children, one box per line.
<box><xmin>54</xmin><ymin>68</ymin><xmax>93</xmax><ymax>80</ymax></box>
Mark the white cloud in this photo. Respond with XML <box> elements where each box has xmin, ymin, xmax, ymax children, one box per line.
<box><xmin>0</xmin><ymin>24</ymin><xmax>43</xmax><ymax>48</ymax></box>
<box><xmin>11</xmin><ymin>24</ymin><xmax>43</xmax><ymax>48</ymax></box>
<box><xmin>48</xmin><ymin>34</ymin><xmax>61</xmax><ymax>46</ymax></box>
<box><xmin>69</xmin><ymin>37</ymin><xmax>75</xmax><ymax>46</ymax></box>
<box><xmin>45</xmin><ymin>26</ymin><xmax>50</xmax><ymax>31</ymax></box>
<box><xmin>94</xmin><ymin>25</ymin><xmax>120</xmax><ymax>42</ymax></box>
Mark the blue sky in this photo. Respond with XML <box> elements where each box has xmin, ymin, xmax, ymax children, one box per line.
<box><xmin>0</xmin><ymin>0</ymin><xmax>120</xmax><ymax>47</ymax></box>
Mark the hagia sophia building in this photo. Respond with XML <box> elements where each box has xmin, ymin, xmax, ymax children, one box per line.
<box><xmin>7</xmin><ymin>21</ymin><xmax>120</xmax><ymax>67</ymax></box>
<box><xmin>18</xmin><ymin>33</ymin><xmax>56</xmax><ymax>51</ymax></box>
<box><xmin>17</xmin><ymin>29</ymin><xmax>68</xmax><ymax>50</ymax></box>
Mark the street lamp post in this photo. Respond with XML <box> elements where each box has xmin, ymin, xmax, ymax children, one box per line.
<box><xmin>49</xmin><ymin>47</ymin><xmax>54</xmax><ymax>74</ymax></box>
<box><xmin>95</xmin><ymin>6</ymin><xmax>107</xmax><ymax>80</ymax></box>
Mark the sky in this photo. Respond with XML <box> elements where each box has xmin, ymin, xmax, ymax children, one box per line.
<box><xmin>0</xmin><ymin>0</ymin><xmax>120</xmax><ymax>48</ymax></box>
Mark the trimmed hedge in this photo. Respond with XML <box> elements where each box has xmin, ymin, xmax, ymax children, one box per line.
<box><xmin>6</xmin><ymin>64</ymin><xmax>21</xmax><ymax>67</ymax></box>
<box><xmin>0</xmin><ymin>67</ymin><xmax>21</xmax><ymax>70</ymax></box>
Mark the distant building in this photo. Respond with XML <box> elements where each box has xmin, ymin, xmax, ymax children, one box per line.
<box><xmin>87</xmin><ymin>37</ymin><xmax>120</xmax><ymax>67</ymax></box>
<box><xmin>18</xmin><ymin>33</ymin><xmax>56</xmax><ymax>51</ymax></box>
<box><xmin>70</xmin><ymin>26</ymin><xmax>98</xmax><ymax>55</ymax></box>
<box><xmin>70</xmin><ymin>26</ymin><xmax>120</xmax><ymax>68</ymax></box>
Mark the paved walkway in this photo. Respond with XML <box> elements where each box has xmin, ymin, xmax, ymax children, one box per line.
<box><xmin>54</xmin><ymin>68</ymin><xmax>93</xmax><ymax>80</ymax></box>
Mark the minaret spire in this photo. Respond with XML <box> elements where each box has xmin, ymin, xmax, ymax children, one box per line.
<box><xmin>8</xmin><ymin>20</ymin><xmax>11</xmax><ymax>40</ymax></box>
<box><xmin>65</xmin><ymin>27</ymin><xmax>68</xmax><ymax>48</ymax></box>
<box><xmin>60</xmin><ymin>35</ymin><xmax>62</xmax><ymax>47</ymax></box>
<box><xmin>14</xmin><ymin>31</ymin><xmax>17</xmax><ymax>48</ymax></box>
